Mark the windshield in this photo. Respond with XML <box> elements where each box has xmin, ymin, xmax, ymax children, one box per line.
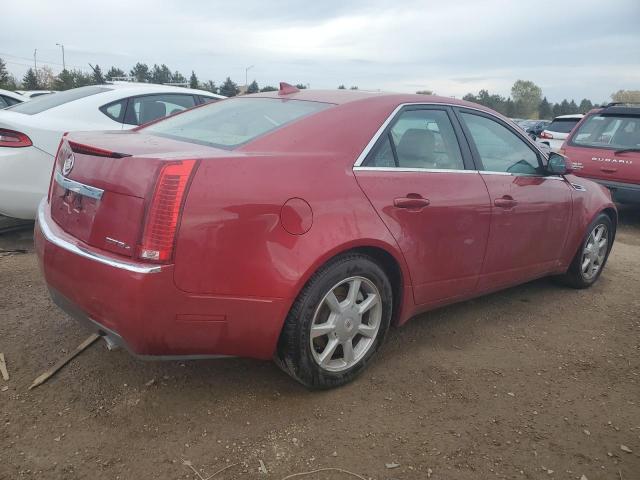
<box><xmin>572</xmin><ymin>114</ymin><xmax>640</xmax><ymax>149</ymax></box>
<box><xmin>6</xmin><ymin>86</ymin><xmax>112</xmax><ymax>115</ymax></box>
<box><xmin>143</xmin><ymin>97</ymin><xmax>332</xmax><ymax>149</ymax></box>
<box><xmin>546</xmin><ymin>118</ymin><xmax>580</xmax><ymax>134</ymax></box>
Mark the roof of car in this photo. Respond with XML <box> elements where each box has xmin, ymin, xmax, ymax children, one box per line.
<box><xmin>596</xmin><ymin>104</ymin><xmax>640</xmax><ymax>116</ymax></box>
<box><xmin>552</xmin><ymin>114</ymin><xmax>584</xmax><ymax>120</ymax></box>
<box><xmin>247</xmin><ymin>88</ymin><xmax>493</xmax><ymax>111</ymax></box>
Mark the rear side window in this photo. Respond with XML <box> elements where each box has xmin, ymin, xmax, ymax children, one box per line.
<box><xmin>143</xmin><ymin>97</ymin><xmax>332</xmax><ymax>148</ymax></box>
<box><xmin>6</xmin><ymin>86</ymin><xmax>111</xmax><ymax>115</ymax></box>
<box><xmin>100</xmin><ymin>99</ymin><xmax>126</xmax><ymax>123</ymax></box>
<box><xmin>546</xmin><ymin>118</ymin><xmax>580</xmax><ymax>133</ymax></box>
<box><xmin>124</xmin><ymin>94</ymin><xmax>197</xmax><ymax>126</ymax></box>
<box><xmin>366</xmin><ymin>109</ymin><xmax>464</xmax><ymax>170</ymax></box>
<box><xmin>1</xmin><ymin>95</ymin><xmax>21</xmax><ymax>107</ymax></box>
<box><xmin>572</xmin><ymin>114</ymin><xmax>640</xmax><ymax>149</ymax></box>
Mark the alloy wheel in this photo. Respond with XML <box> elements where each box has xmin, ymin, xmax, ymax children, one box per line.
<box><xmin>309</xmin><ymin>276</ymin><xmax>382</xmax><ymax>372</ymax></box>
<box><xmin>581</xmin><ymin>224</ymin><xmax>608</xmax><ymax>281</ymax></box>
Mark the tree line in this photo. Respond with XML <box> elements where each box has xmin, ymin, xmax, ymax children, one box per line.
<box><xmin>1</xmin><ymin>57</ymin><xmax>638</xmax><ymax>112</ymax></box>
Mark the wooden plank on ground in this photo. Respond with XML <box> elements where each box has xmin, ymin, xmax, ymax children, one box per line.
<box><xmin>28</xmin><ymin>333</ymin><xmax>100</xmax><ymax>390</ymax></box>
<box><xmin>0</xmin><ymin>353</ymin><xmax>8</xmax><ymax>381</ymax></box>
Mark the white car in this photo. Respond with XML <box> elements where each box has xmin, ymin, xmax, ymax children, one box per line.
<box><xmin>14</xmin><ymin>90</ymin><xmax>57</xmax><ymax>99</ymax></box>
<box><xmin>0</xmin><ymin>89</ymin><xmax>26</xmax><ymax>108</ymax></box>
<box><xmin>0</xmin><ymin>83</ymin><xmax>224</xmax><ymax>219</ymax></box>
<box><xmin>536</xmin><ymin>114</ymin><xmax>584</xmax><ymax>152</ymax></box>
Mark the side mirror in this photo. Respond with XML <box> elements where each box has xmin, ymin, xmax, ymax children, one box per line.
<box><xmin>546</xmin><ymin>152</ymin><xmax>574</xmax><ymax>175</ymax></box>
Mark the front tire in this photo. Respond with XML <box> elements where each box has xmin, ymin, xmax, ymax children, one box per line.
<box><xmin>276</xmin><ymin>253</ymin><xmax>393</xmax><ymax>389</ymax></box>
<box><xmin>559</xmin><ymin>213</ymin><xmax>613</xmax><ymax>289</ymax></box>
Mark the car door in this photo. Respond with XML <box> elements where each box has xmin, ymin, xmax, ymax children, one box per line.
<box><xmin>354</xmin><ymin>106</ymin><xmax>492</xmax><ymax>306</ymax></box>
<box><xmin>454</xmin><ymin>108</ymin><xmax>573</xmax><ymax>291</ymax></box>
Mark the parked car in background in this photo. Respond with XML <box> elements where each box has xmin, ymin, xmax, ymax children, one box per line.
<box><xmin>562</xmin><ymin>103</ymin><xmax>640</xmax><ymax>204</ymax></box>
<box><xmin>0</xmin><ymin>83</ymin><xmax>224</xmax><ymax>219</ymax></box>
<box><xmin>537</xmin><ymin>114</ymin><xmax>583</xmax><ymax>151</ymax></box>
<box><xmin>0</xmin><ymin>89</ymin><xmax>26</xmax><ymax>108</ymax></box>
<box><xmin>518</xmin><ymin>119</ymin><xmax>551</xmax><ymax>139</ymax></box>
<box><xmin>36</xmin><ymin>85</ymin><xmax>616</xmax><ymax>389</ymax></box>
<box><xmin>15</xmin><ymin>90</ymin><xmax>56</xmax><ymax>99</ymax></box>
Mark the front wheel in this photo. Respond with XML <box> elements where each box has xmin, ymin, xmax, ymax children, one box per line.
<box><xmin>558</xmin><ymin>213</ymin><xmax>613</xmax><ymax>288</ymax></box>
<box><xmin>276</xmin><ymin>254</ymin><xmax>393</xmax><ymax>389</ymax></box>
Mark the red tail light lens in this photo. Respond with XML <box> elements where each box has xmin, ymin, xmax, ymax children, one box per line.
<box><xmin>539</xmin><ymin>131</ymin><xmax>553</xmax><ymax>139</ymax></box>
<box><xmin>0</xmin><ymin>128</ymin><xmax>32</xmax><ymax>147</ymax></box>
<box><xmin>138</xmin><ymin>160</ymin><xmax>197</xmax><ymax>263</ymax></box>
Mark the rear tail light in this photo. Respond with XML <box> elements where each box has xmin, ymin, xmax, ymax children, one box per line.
<box><xmin>47</xmin><ymin>138</ymin><xmax>67</xmax><ymax>203</ymax></box>
<box><xmin>0</xmin><ymin>128</ymin><xmax>32</xmax><ymax>147</ymax></box>
<box><xmin>539</xmin><ymin>131</ymin><xmax>553</xmax><ymax>139</ymax></box>
<box><xmin>137</xmin><ymin>160</ymin><xmax>197</xmax><ymax>263</ymax></box>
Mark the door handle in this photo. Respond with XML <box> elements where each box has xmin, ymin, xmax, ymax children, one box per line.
<box><xmin>494</xmin><ymin>196</ymin><xmax>518</xmax><ymax>209</ymax></box>
<box><xmin>600</xmin><ymin>166</ymin><xmax>617</xmax><ymax>173</ymax></box>
<box><xmin>394</xmin><ymin>195</ymin><xmax>430</xmax><ymax>209</ymax></box>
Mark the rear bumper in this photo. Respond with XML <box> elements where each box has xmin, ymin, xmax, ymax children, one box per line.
<box><xmin>587</xmin><ymin>178</ymin><xmax>640</xmax><ymax>204</ymax></box>
<box><xmin>35</xmin><ymin>199</ymin><xmax>289</xmax><ymax>360</ymax></box>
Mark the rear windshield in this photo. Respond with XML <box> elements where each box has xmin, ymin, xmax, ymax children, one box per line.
<box><xmin>142</xmin><ymin>97</ymin><xmax>332</xmax><ymax>149</ymax></box>
<box><xmin>571</xmin><ymin>114</ymin><xmax>640</xmax><ymax>149</ymax></box>
<box><xmin>6</xmin><ymin>86</ymin><xmax>112</xmax><ymax>115</ymax></box>
<box><xmin>546</xmin><ymin>118</ymin><xmax>580</xmax><ymax>134</ymax></box>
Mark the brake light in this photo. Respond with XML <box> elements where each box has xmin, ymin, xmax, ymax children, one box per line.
<box><xmin>539</xmin><ymin>131</ymin><xmax>553</xmax><ymax>139</ymax></box>
<box><xmin>68</xmin><ymin>141</ymin><xmax>130</xmax><ymax>159</ymax></box>
<box><xmin>0</xmin><ymin>128</ymin><xmax>32</xmax><ymax>147</ymax></box>
<box><xmin>137</xmin><ymin>160</ymin><xmax>197</xmax><ymax>263</ymax></box>
<box><xmin>47</xmin><ymin>138</ymin><xmax>66</xmax><ymax>203</ymax></box>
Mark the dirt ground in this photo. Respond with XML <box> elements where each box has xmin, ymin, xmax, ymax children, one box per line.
<box><xmin>1</xmin><ymin>209</ymin><xmax>639</xmax><ymax>480</ymax></box>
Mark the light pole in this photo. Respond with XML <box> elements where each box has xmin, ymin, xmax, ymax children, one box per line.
<box><xmin>33</xmin><ymin>49</ymin><xmax>37</xmax><ymax>72</ymax></box>
<box><xmin>56</xmin><ymin>43</ymin><xmax>66</xmax><ymax>71</ymax></box>
<box><xmin>245</xmin><ymin>65</ymin><xmax>254</xmax><ymax>89</ymax></box>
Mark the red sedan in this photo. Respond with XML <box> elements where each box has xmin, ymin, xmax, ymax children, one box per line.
<box><xmin>35</xmin><ymin>84</ymin><xmax>616</xmax><ymax>389</ymax></box>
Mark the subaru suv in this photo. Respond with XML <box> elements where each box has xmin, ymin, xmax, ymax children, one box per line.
<box><xmin>563</xmin><ymin>103</ymin><xmax>640</xmax><ymax>204</ymax></box>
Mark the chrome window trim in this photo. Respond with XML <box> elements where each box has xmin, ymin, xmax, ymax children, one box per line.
<box><xmin>352</xmin><ymin>102</ymin><xmax>549</xmax><ymax>169</ymax></box>
<box><xmin>353</xmin><ymin>166</ymin><xmax>478</xmax><ymax>174</ymax></box>
<box><xmin>37</xmin><ymin>199</ymin><xmax>162</xmax><ymax>274</ymax></box>
<box><xmin>54</xmin><ymin>170</ymin><xmax>104</xmax><ymax>200</ymax></box>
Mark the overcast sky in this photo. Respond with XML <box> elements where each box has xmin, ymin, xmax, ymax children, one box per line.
<box><xmin>2</xmin><ymin>0</ymin><xmax>639</xmax><ymax>102</ymax></box>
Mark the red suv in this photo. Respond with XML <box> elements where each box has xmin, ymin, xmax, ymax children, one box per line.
<box><xmin>562</xmin><ymin>103</ymin><xmax>640</xmax><ymax>204</ymax></box>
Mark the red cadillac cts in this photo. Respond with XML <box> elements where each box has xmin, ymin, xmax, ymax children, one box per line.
<box><xmin>35</xmin><ymin>84</ymin><xmax>616</xmax><ymax>389</ymax></box>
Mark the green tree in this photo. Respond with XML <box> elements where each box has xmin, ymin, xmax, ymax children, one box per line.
<box><xmin>611</xmin><ymin>90</ymin><xmax>640</xmax><ymax>103</ymax></box>
<box><xmin>337</xmin><ymin>84</ymin><xmax>346</xmax><ymax>89</ymax></box>
<box><xmin>172</xmin><ymin>71</ymin><xmax>186</xmax><ymax>84</ymax></box>
<box><xmin>54</xmin><ymin>69</ymin><xmax>75</xmax><ymax>90</ymax></box>
<box><xmin>189</xmin><ymin>71</ymin><xmax>198</xmax><ymax>89</ymax></box>
<box><xmin>218</xmin><ymin>77</ymin><xmax>239</xmax><ymax>97</ymax></box>
<box><xmin>511</xmin><ymin>80</ymin><xmax>542</xmax><ymax>118</ymax></box>
<box><xmin>416</xmin><ymin>90</ymin><xmax>434</xmax><ymax>95</ymax></box>
<box><xmin>130</xmin><ymin>63</ymin><xmax>150</xmax><ymax>82</ymax></box>
<box><xmin>71</xmin><ymin>69</ymin><xmax>93</xmax><ymax>87</ymax></box>
<box><xmin>558</xmin><ymin>99</ymin><xmax>571</xmax><ymax>115</ymax></box>
<box><xmin>260</xmin><ymin>85</ymin><xmax>277</xmax><ymax>92</ymax></box>
<box><xmin>504</xmin><ymin>98</ymin><xmax>515</xmax><ymax>117</ymax></box>
<box><xmin>151</xmin><ymin>64</ymin><xmax>171</xmax><ymax>84</ymax></box>
<box><xmin>91</xmin><ymin>65</ymin><xmax>105</xmax><ymax>84</ymax></box>
<box><xmin>295</xmin><ymin>83</ymin><xmax>307</xmax><ymax>89</ymax></box>
<box><xmin>350</xmin><ymin>86</ymin><xmax>359</xmax><ymax>90</ymax></box>
<box><xmin>568</xmin><ymin>100</ymin><xmax>579</xmax><ymax>114</ymax></box>
<box><xmin>538</xmin><ymin>97</ymin><xmax>553</xmax><ymax>119</ymax></box>
<box><xmin>22</xmin><ymin>68</ymin><xmax>39</xmax><ymax>89</ymax></box>
<box><xmin>0</xmin><ymin>57</ymin><xmax>8</xmax><ymax>87</ymax></box>
<box><xmin>578</xmin><ymin>98</ymin><xmax>593</xmax><ymax>113</ymax></box>
<box><xmin>246</xmin><ymin>80</ymin><xmax>259</xmax><ymax>94</ymax></box>
<box><xmin>202</xmin><ymin>80</ymin><xmax>217</xmax><ymax>93</ymax></box>
<box><xmin>105</xmin><ymin>67</ymin><xmax>125</xmax><ymax>81</ymax></box>
<box><xmin>552</xmin><ymin>103</ymin><xmax>563</xmax><ymax>117</ymax></box>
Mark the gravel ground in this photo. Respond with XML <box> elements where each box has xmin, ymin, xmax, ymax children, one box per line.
<box><xmin>1</xmin><ymin>208</ymin><xmax>639</xmax><ymax>480</ymax></box>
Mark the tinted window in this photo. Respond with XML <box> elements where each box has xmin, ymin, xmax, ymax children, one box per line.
<box><xmin>1</xmin><ymin>95</ymin><xmax>21</xmax><ymax>107</ymax></box>
<box><xmin>100</xmin><ymin>99</ymin><xmax>126</xmax><ymax>123</ymax></box>
<box><xmin>143</xmin><ymin>97</ymin><xmax>332</xmax><ymax>149</ymax></box>
<box><xmin>0</xmin><ymin>96</ymin><xmax>7</xmax><ymax>108</ymax></box>
<box><xmin>460</xmin><ymin>112</ymin><xmax>541</xmax><ymax>174</ymax></box>
<box><xmin>572</xmin><ymin>114</ymin><xmax>640</xmax><ymax>149</ymax></box>
<box><xmin>367</xmin><ymin>109</ymin><xmax>464</xmax><ymax>169</ymax></box>
<box><xmin>6</xmin><ymin>86</ymin><xmax>111</xmax><ymax>115</ymax></box>
<box><xmin>124</xmin><ymin>94</ymin><xmax>197</xmax><ymax>125</ymax></box>
<box><xmin>547</xmin><ymin>118</ymin><xmax>580</xmax><ymax>133</ymax></box>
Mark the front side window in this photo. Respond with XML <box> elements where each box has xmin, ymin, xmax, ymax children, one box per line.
<box><xmin>366</xmin><ymin>109</ymin><xmax>464</xmax><ymax>170</ymax></box>
<box><xmin>572</xmin><ymin>114</ymin><xmax>640</xmax><ymax>149</ymax></box>
<box><xmin>143</xmin><ymin>97</ymin><xmax>332</xmax><ymax>148</ymax></box>
<box><xmin>459</xmin><ymin>112</ymin><xmax>541</xmax><ymax>175</ymax></box>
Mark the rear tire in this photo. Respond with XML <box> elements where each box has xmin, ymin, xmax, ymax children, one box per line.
<box><xmin>558</xmin><ymin>213</ymin><xmax>613</xmax><ymax>289</ymax></box>
<box><xmin>276</xmin><ymin>253</ymin><xmax>392</xmax><ymax>389</ymax></box>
